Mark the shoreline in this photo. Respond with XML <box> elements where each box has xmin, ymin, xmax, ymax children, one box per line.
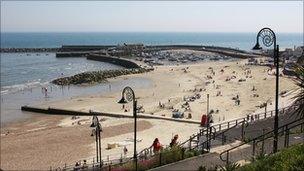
<box><xmin>1</xmin><ymin>49</ymin><xmax>299</xmax><ymax>170</ymax></box>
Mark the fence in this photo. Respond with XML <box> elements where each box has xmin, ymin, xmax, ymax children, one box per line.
<box><xmin>219</xmin><ymin>118</ymin><xmax>304</xmax><ymax>165</ymax></box>
<box><xmin>51</xmin><ymin>105</ymin><xmax>298</xmax><ymax>170</ymax></box>
<box><xmin>209</xmin><ymin>105</ymin><xmax>298</xmax><ymax>133</ymax></box>
<box><xmin>177</xmin><ymin>105</ymin><xmax>298</xmax><ymax>154</ymax></box>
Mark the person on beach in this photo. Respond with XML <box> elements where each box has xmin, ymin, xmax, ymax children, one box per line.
<box><xmin>82</xmin><ymin>160</ymin><xmax>88</xmax><ymax>169</ymax></box>
<box><xmin>123</xmin><ymin>146</ymin><xmax>128</xmax><ymax>155</ymax></box>
<box><xmin>236</xmin><ymin>99</ymin><xmax>240</xmax><ymax>105</ymax></box>
<box><xmin>42</xmin><ymin>87</ymin><xmax>48</xmax><ymax>97</ymax></box>
<box><xmin>150</xmin><ymin>138</ymin><xmax>162</xmax><ymax>153</ymax></box>
<box><xmin>170</xmin><ymin>135</ymin><xmax>179</xmax><ymax>147</ymax></box>
<box><xmin>74</xmin><ymin>162</ymin><xmax>80</xmax><ymax>171</ymax></box>
<box><xmin>209</xmin><ymin>115</ymin><xmax>214</xmax><ymax>124</ymax></box>
<box><xmin>251</xmin><ymin>115</ymin><xmax>254</xmax><ymax>122</ymax></box>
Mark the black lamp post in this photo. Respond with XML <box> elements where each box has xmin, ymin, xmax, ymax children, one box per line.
<box><xmin>252</xmin><ymin>27</ymin><xmax>279</xmax><ymax>153</ymax></box>
<box><xmin>90</xmin><ymin>115</ymin><xmax>102</xmax><ymax>168</ymax></box>
<box><xmin>206</xmin><ymin>94</ymin><xmax>210</xmax><ymax>151</ymax></box>
<box><xmin>118</xmin><ymin>86</ymin><xmax>137</xmax><ymax>171</ymax></box>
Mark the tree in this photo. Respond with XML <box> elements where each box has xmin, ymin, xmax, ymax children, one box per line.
<box><xmin>292</xmin><ymin>64</ymin><xmax>304</xmax><ymax>118</ymax></box>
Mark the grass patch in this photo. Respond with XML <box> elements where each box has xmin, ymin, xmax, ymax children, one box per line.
<box><xmin>238</xmin><ymin>143</ymin><xmax>304</xmax><ymax>171</ymax></box>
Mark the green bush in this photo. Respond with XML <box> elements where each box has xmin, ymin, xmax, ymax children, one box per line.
<box><xmin>219</xmin><ymin>162</ymin><xmax>241</xmax><ymax>171</ymax></box>
<box><xmin>239</xmin><ymin>143</ymin><xmax>304</xmax><ymax>171</ymax></box>
<box><xmin>112</xmin><ymin>146</ymin><xmax>202</xmax><ymax>170</ymax></box>
<box><xmin>184</xmin><ymin>149</ymin><xmax>200</xmax><ymax>158</ymax></box>
<box><xmin>160</xmin><ymin>146</ymin><xmax>184</xmax><ymax>165</ymax></box>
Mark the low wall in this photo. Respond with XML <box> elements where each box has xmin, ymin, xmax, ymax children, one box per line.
<box><xmin>87</xmin><ymin>54</ymin><xmax>141</xmax><ymax>68</ymax></box>
<box><xmin>21</xmin><ymin>106</ymin><xmax>129</xmax><ymax>118</ymax></box>
<box><xmin>21</xmin><ymin>106</ymin><xmax>201</xmax><ymax>124</ymax></box>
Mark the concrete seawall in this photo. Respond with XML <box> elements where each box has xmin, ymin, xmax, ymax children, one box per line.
<box><xmin>54</xmin><ymin>44</ymin><xmax>255</xmax><ymax>58</ymax></box>
<box><xmin>21</xmin><ymin>106</ymin><xmax>201</xmax><ymax>124</ymax></box>
<box><xmin>56</xmin><ymin>51</ymin><xmax>92</xmax><ymax>57</ymax></box>
<box><xmin>202</xmin><ymin>48</ymin><xmax>261</xmax><ymax>59</ymax></box>
<box><xmin>60</xmin><ymin>45</ymin><xmax>115</xmax><ymax>51</ymax></box>
<box><xmin>87</xmin><ymin>54</ymin><xmax>141</xmax><ymax>69</ymax></box>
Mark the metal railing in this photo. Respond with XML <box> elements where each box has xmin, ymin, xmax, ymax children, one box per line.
<box><xmin>53</xmin><ymin>105</ymin><xmax>298</xmax><ymax>170</ymax></box>
<box><xmin>50</xmin><ymin>153</ymin><xmax>134</xmax><ymax>171</ymax></box>
<box><xmin>177</xmin><ymin>105</ymin><xmax>297</xmax><ymax>153</ymax></box>
<box><xmin>219</xmin><ymin>117</ymin><xmax>304</xmax><ymax>164</ymax></box>
<box><xmin>210</xmin><ymin>105</ymin><xmax>297</xmax><ymax>133</ymax></box>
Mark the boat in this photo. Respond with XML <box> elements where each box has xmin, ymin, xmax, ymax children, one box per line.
<box><xmin>283</xmin><ymin>62</ymin><xmax>296</xmax><ymax>76</ymax></box>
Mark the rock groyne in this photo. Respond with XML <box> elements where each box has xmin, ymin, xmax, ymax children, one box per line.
<box><xmin>51</xmin><ymin>68</ymin><xmax>152</xmax><ymax>86</ymax></box>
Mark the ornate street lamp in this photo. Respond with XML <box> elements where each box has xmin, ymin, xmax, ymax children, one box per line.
<box><xmin>118</xmin><ymin>86</ymin><xmax>138</xmax><ymax>171</ymax></box>
<box><xmin>252</xmin><ymin>28</ymin><xmax>279</xmax><ymax>153</ymax></box>
<box><xmin>90</xmin><ymin>115</ymin><xmax>102</xmax><ymax>168</ymax></box>
<box><xmin>206</xmin><ymin>94</ymin><xmax>210</xmax><ymax>151</ymax></box>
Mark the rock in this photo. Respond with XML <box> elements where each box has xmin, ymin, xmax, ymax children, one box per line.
<box><xmin>51</xmin><ymin>68</ymin><xmax>151</xmax><ymax>86</ymax></box>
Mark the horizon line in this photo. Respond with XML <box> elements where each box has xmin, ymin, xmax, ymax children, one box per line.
<box><xmin>1</xmin><ymin>31</ymin><xmax>303</xmax><ymax>34</ymax></box>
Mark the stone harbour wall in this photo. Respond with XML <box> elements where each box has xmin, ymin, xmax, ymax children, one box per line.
<box><xmin>87</xmin><ymin>54</ymin><xmax>141</xmax><ymax>68</ymax></box>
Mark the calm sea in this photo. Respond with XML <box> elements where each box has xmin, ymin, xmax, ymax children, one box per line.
<box><xmin>1</xmin><ymin>32</ymin><xmax>303</xmax><ymax>50</ymax></box>
<box><xmin>1</xmin><ymin>53</ymin><xmax>124</xmax><ymax>93</ymax></box>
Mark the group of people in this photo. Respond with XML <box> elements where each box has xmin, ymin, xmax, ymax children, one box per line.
<box><xmin>150</xmin><ymin>134</ymin><xmax>179</xmax><ymax>154</ymax></box>
<box><xmin>74</xmin><ymin>160</ymin><xmax>87</xmax><ymax>170</ymax></box>
<box><xmin>41</xmin><ymin>87</ymin><xmax>48</xmax><ymax>97</ymax></box>
<box><xmin>234</xmin><ymin>95</ymin><xmax>241</xmax><ymax>106</ymax></box>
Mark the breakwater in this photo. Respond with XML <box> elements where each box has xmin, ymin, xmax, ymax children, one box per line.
<box><xmin>87</xmin><ymin>54</ymin><xmax>141</xmax><ymax>68</ymax></box>
<box><xmin>1</xmin><ymin>48</ymin><xmax>59</xmax><ymax>53</ymax></box>
<box><xmin>56</xmin><ymin>51</ymin><xmax>93</xmax><ymax>57</ymax></box>
<box><xmin>2</xmin><ymin>45</ymin><xmax>260</xmax><ymax>59</ymax></box>
<box><xmin>20</xmin><ymin>106</ymin><xmax>201</xmax><ymax>124</ymax></box>
<box><xmin>202</xmin><ymin>48</ymin><xmax>262</xmax><ymax>59</ymax></box>
<box><xmin>60</xmin><ymin>45</ymin><xmax>115</xmax><ymax>51</ymax></box>
<box><xmin>51</xmin><ymin>68</ymin><xmax>152</xmax><ymax>86</ymax></box>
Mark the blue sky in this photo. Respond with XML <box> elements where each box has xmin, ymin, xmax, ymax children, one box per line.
<box><xmin>1</xmin><ymin>1</ymin><xmax>303</xmax><ymax>33</ymax></box>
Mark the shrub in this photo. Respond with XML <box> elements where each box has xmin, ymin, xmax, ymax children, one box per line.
<box><xmin>239</xmin><ymin>143</ymin><xmax>304</xmax><ymax>171</ymax></box>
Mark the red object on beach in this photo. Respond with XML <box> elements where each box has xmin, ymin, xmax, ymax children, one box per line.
<box><xmin>201</xmin><ymin>114</ymin><xmax>208</xmax><ymax>126</ymax></box>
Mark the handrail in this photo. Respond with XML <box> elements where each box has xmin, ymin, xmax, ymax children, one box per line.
<box><xmin>190</xmin><ymin>120</ymin><xmax>249</xmax><ymax>151</ymax></box>
<box><xmin>178</xmin><ymin>130</ymin><xmax>206</xmax><ymax>147</ymax></box>
<box><xmin>178</xmin><ymin>105</ymin><xmax>297</xmax><ymax>151</ymax></box>
<box><xmin>219</xmin><ymin>117</ymin><xmax>304</xmax><ymax>163</ymax></box>
<box><xmin>210</xmin><ymin>105</ymin><xmax>297</xmax><ymax>132</ymax></box>
<box><xmin>137</xmin><ymin>146</ymin><xmax>153</xmax><ymax>158</ymax></box>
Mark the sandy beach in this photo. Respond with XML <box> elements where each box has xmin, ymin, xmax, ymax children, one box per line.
<box><xmin>1</xmin><ymin>50</ymin><xmax>298</xmax><ymax>170</ymax></box>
